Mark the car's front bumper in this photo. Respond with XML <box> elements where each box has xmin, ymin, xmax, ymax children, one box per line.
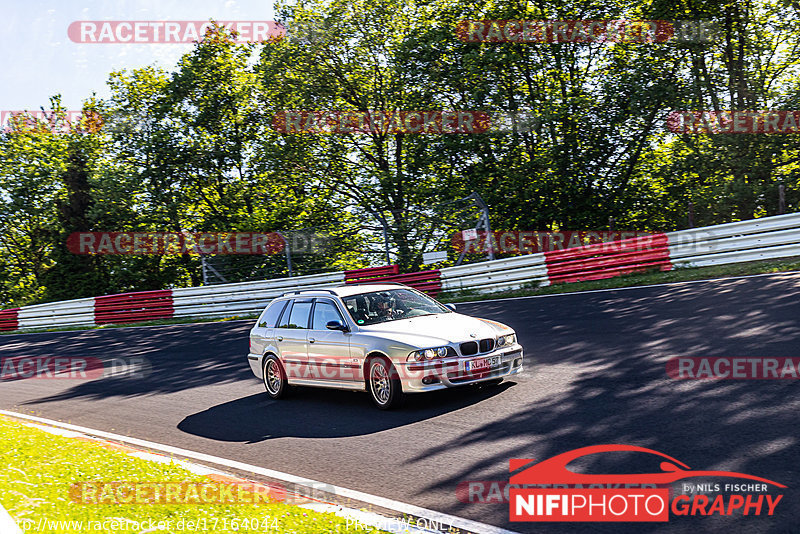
<box><xmin>398</xmin><ymin>345</ymin><xmax>524</xmax><ymax>392</ymax></box>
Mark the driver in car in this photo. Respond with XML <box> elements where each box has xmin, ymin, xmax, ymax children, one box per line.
<box><xmin>373</xmin><ymin>294</ymin><xmax>404</xmax><ymax>321</ymax></box>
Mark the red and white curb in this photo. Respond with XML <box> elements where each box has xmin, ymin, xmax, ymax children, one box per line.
<box><xmin>0</xmin><ymin>410</ymin><xmax>519</xmax><ymax>534</ymax></box>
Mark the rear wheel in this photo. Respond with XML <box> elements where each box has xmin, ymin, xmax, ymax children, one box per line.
<box><xmin>367</xmin><ymin>357</ymin><xmax>403</xmax><ymax>410</ymax></box>
<box><xmin>263</xmin><ymin>355</ymin><xmax>290</xmax><ymax>399</ymax></box>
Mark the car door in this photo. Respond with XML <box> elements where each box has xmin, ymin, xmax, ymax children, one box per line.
<box><xmin>306</xmin><ymin>298</ymin><xmax>359</xmax><ymax>387</ymax></box>
<box><xmin>274</xmin><ymin>299</ymin><xmax>312</xmax><ymax>381</ymax></box>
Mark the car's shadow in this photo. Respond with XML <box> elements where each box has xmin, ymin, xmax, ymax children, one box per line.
<box><xmin>177</xmin><ymin>382</ymin><xmax>515</xmax><ymax>443</ymax></box>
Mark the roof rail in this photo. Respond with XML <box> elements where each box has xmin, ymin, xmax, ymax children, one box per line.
<box><xmin>280</xmin><ymin>289</ymin><xmax>339</xmax><ymax>297</ymax></box>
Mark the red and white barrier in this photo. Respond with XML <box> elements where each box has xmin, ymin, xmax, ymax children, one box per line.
<box><xmin>345</xmin><ymin>265</ymin><xmax>442</xmax><ymax>295</ymax></box>
<box><xmin>94</xmin><ymin>290</ymin><xmax>174</xmax><ymax>325</ymax></box>
<box><xmin>1</xmin><ymin>213</ymin><xmax>799</xmax><ymax>331</ymax></box>
<box><xmin>0</xmin><ymin>308</ymin><xmax>19</xmax><ymax>331</ymax></box>
<box><xmin>544</xmin><ymin>233</ymin><xmax>671</xmax><ymax>284</ymax></box>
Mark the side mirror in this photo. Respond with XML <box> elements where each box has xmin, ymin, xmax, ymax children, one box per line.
<box><xmin>326</xmin><ymin>320</ymin><xmax>349</xmax><ymax>332</ymax></box>
<box><xmin>445</xmin><ymin>303</ymin><xmax>456</xmax><ymax>311</ymax></box>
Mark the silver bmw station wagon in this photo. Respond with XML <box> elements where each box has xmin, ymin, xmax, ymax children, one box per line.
<box><xmin>247</xmin><ymin>283</ymin><xmax>523</xmax><ymax>409</ymax></box>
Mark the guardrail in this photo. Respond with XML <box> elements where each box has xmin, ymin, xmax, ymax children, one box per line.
<box><xmin>667</xmin><ymin>213</ymin><xmax>800</xmax><ymax>268</ymax></box>
<box><xmin>345</xmin><ymin>265</ymin><xmax>442</xmax><ymax>295</ymax></box>
<box><xmin>171</xmin><ymin>271</ymin><xmax>345</xmax><ymax>319</ymax></box>
<box><xmin>95</xmin><ymin>290</ymin><xmax>173</xmax><ymax>325</ymax></box>
<box><xmin>0</xmin><ymin>308</ymin><xmax>19</xmax><ymax>331</ymax></box>
<box><xmin>0</xmin><ymin>213</ymin><xmax>798</xmax><ymax>331</ymax></box>
<box><xmin>544</xmin><ymin>234</ymin><xmax>671</xmax><ymax>284</ymax></box>
<box><xmin>440</xmin><ymin>253</ymin><xmax>549</xmax><ymax>293</ymax></box>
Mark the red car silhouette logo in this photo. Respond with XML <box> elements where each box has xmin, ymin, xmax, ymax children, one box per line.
<box><xmin>510</xmin><ymin>444</ymin><xmax>785</xmax><ymax>487</ymax></box>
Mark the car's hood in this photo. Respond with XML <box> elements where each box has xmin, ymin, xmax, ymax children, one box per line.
<box><xmin>357</xmin><ymin>312</ymin><xmax>510</xmax><ymax>347</ymax></box>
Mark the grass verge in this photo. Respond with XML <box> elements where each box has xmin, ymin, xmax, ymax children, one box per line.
<box><xmin>0</xmin><ymin>415</ymin><xmax>385</xmax><ymax>533</ymax></box>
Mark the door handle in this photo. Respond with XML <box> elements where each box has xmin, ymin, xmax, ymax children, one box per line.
<box><xmin>277</xmin><ymin>336</ymin><xmax>283</xmax><ymax>341</ymax></box>
<box><xmin>308</xmin><ymin>338</ymin><xmax>316</xmax><ymax>343</ymax></box>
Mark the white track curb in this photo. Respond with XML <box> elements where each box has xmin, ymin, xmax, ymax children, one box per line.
<box><xmin>0</xmin><ymin>410</ymin><xmax>520</xmax><ymax>534</ymax></box>
<box><xmin>0</xmin><ymin>503</ymin><xmax>22</xmax><ymax>534</ymax></box>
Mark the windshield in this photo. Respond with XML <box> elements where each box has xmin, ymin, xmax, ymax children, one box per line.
<box><xmin>342</xmin><ymin>288</ymin><xmax>451</xmax><ymax>326</ymax></box>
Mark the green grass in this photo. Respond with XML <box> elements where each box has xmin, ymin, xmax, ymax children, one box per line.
<box><xmin>5</xmin><ymin>256</ymin><xmax>800</xmax><ymax>335</ymax></box>
<box><xmin>0</xmin><ymin>415</ymin><xmax>386</xmax><ymax>533</ymax></box>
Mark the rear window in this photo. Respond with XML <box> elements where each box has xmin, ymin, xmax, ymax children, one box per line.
<box><xmin>258</xmin><ymin>300</ymin><xmax>288</xmax><ymax>328</ymax></box>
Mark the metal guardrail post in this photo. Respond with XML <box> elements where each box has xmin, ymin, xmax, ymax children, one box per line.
<box><xmin>276</xmin><ymin>231</ymin><xmax>293</xmax><ymax>277</ymax></box>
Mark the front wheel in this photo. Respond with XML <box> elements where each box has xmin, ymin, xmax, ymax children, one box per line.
<box><xmin>263</xmin><ymin>355</ymin><xmax>290</xmax><ymax>399</ymax></box>
<box><xmin>367</xmin><ymin>357</ymin><xmax>403</xmax><ymax>410</ymax></box>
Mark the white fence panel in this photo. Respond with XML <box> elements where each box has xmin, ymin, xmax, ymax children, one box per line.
<box><xmin>17</xmin><ymin>297</ymin><xmax>96</xmax><ymax>329</ymax></box>
<box><xmin>441</xmin><ymin>252</ymin><xmax>549</xmax><ymax>293</ymax></box>
<box><xmin>667</xmin><ymin>213</ymin><xmax>800</xmax><ymax>268</ymax></box>
<box><xmin>171</xmin><ymin>271</ymin><xmax>345</xmax><ymax>318</ymax></box>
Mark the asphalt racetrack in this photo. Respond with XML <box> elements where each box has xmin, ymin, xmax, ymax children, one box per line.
<box><xmin>1</xmin><ymin>272</ymin><xmax>799</xmax><ymax>533</ymax></box>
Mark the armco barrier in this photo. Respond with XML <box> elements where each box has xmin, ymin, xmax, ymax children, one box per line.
<box><xmin>440</xmin><ymin>253</ymin><xmax>549</xmax><ymax>293</ymax></box>
<box><xmin>94</xmin><ymin>290</ymin><xmax>174</xmax><ymax>324</ymax></box>
<box><xmin>544</xmin><ymin>234</ymin><xmax>671</xmax><ymax>284</ymax></box>
<box><xmin>344</xmin><ymin>265</ymin><xmax>442</xmax><ymax>295</ymax></box>
<box><xmin>17</xmin><ymin>297</ymin><xmax>95</xmax><ymax>329</ymax></box>
<box><xmin>0</xmin><ymin>308</ymin><xmax>19</xmax><ymax>331</ymax></box>
<box><xmin>1</xmin><ymin>214</ymin><xmax>799</xmax><ymax>332</ymax></box>
<box><xmin>344</xmin><ymin>265</ymin><xmax>399</xmax><ymax>281</ymax></box>
<box><xmin>170</xmin><ymin>271</ymin><xmax>345</xmax><ymax>319</ymax></box>
<box><xmin>666</xmin><ymin>212</ymin><xmax>800</xmax><ymax>268</ymax></box>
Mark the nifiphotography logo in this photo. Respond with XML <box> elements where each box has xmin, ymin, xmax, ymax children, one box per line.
<box><xmin>509</xmin><ymin>445</ymin><xmax>785</xmax><ymax>522</ymax></box>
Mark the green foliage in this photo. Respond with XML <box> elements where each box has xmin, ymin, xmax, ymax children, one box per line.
<box><xmin>2</xmin><ymin>6</ymin><xmax>800</xmax><ymax>307</ymax></box>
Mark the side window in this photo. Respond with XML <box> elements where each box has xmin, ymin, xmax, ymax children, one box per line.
<box><xmin>287</xmin><ymin>300</ymin><xmax>313</xmax><ymax>329</ymax></box>
<box><xmin>259</xmin><ymin>300</ymin><xmax>288</xmax><ymax>328</ymax></box>
<box><xmin>276</xmin><ymin>300</ymin><xmax>294</xmax><ymax>328</ymax></box>
<box><xmin>312</xmin><ymin>300</ymin><xmax>345</xmax><ymax>329</ymax></box>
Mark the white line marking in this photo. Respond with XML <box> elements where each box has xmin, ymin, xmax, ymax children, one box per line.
<box><xmin>0</xmin><ymin>410</ymin><xmax>520</xmax><ymax>534</ymax></box>
<box><xmin>0</xmin><ymin>502</ymin><xmax>22</xmax><ymax>534</ymax></box>
<box><xmin>455</xmin><ymin>269</ymin><xmax>800</xmax><ymax>305</ymax></box>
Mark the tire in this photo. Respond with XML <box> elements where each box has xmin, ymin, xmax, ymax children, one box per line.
<box><xmin>367</xmin><ymin>357</ymin><xmax>403</xmax><ymax>410</ymax></box>
<box><xmin>262</xmin><ymin>354</ymin><xmax>290</xmax><ymax>399</ymax></box>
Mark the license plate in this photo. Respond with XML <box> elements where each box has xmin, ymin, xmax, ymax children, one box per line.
<box><xmin>465</xmin><ymin>356</ymin><xmax>500</xmax><ymax>372</ymax></box>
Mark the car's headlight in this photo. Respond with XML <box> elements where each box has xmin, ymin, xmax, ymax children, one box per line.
<box><xmin>497</xmin><ymin>333</ymin><xmax>517</xmax><ymax>346</ymax></box>
<box><xmin>407</xmin><ymin>346</ymin><xmax>448</xmax><ymax>362</ymax></box>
